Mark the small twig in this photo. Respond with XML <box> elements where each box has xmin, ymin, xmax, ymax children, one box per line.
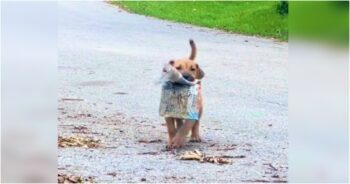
<box><xmin>138</xmin><ymin>139</ymin><xmax>162</xmax><ymax>143</ymax></box>
<box><xmin>221</xmin><ymin>155</ymin><xmax>245</xmax><ymax>159</ymax></box>
<box><xmin>264</xmin><ymin>163</ymin><xmax>278</xmax><ymax>171</ymax></box>
<box><xmin>61</xmin><ymin>98</ymin><xmax>84</xmax><ymax>101</ymax></box>
<box><xmin>138</xmin><ymin>152</ymin><xmax>160</xmax><ymax>155</ymax></box>
<box><xmin>216</xmin><ymin>147</ymin><xmax>236</xmax><ymax>151</ymax></box>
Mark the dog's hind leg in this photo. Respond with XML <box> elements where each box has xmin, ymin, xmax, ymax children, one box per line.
<box><xmin>175</xmin><ymin>118</ymin><xmax>183</xmax><ymax>131</ymax></box>
<box><xmin>190</xmin><ymin>121</ymin><xmax>201</xmax><ymax>142</ymax></box>
<box><xmin>190</xmin><ymin>107</ymin><xmax>202</xmax><ymax>142</ymax></box>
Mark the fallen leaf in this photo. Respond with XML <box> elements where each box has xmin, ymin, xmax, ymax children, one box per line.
<box><xmin>58</xmin><ymin>136</ymin><xmax>101</xmax><ymax>148</ymax></box>
<box><xmin>178</xmin><ymin>150</ymin><xmax>232</xmax><ymax>165</ymax></box>
<box><xmin>67</xmin><ymin>175</ymin><xmax>81</xmax><ymax>183</ymax></box>
<box><xmin>58</xmin><ymin>174</ymin><xmax>94</xmax><ymax>183</ymax></box>
<box><xmin>203</xmin><ymin>156</ymin><xmax>232</xmax><ymax>164</ymax></box>
<box><xmin>179</xmin><ymin>150</ymin><xmax>204</xmax><ymax>162</ymax></box>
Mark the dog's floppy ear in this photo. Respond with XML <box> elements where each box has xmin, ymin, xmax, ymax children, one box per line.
<box><xmin>196</xmin><ymin>64</ymin><xmax>205</xmax><ymax>79</ymax></box>
<box><xmin>163</xmin><ymin>60</ymin><xmax>175</xmax><ymax>72</ymax></box>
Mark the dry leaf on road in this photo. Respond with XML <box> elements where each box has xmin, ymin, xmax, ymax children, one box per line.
<box><xmin>58</xmin><ymin>174</ymin><xmax>94</xmax><ymax>183</ymax></box>
<box><xmin>178</xmin><ymin>150</ymin><xmax>232</xmax><ymax>165</ymax></box>
<box><xmin>58</xmin><ymin>136</ymin><xmax>101</xmax><ymax>148</ymax></box>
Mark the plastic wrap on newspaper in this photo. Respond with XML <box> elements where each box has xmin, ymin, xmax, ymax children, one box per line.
<box><xmin>159</xmin><ymin>82</ymin><xmax>201</xmax><ymax>120</ymax></box>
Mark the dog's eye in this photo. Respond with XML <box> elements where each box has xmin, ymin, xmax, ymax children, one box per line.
<box><xmin>176</xmin><ymin>66</ymin><xmax>182</xmax><ymax>70</ymax></box>
<box><xmin>190</xmin><ymin>68</ymin><xmax>196</xmax><ymax>71</ymax></box>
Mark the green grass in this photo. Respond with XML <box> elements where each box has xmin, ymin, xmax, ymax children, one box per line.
<box><xmin>112</xmin><ymin>1</ymin><xmax>288</xmax><ymax>41</ymax></box>
<box><xmin>290</xmin><ymin>1</ymin><xmax>348</xmax><ymax>47</ymax></box>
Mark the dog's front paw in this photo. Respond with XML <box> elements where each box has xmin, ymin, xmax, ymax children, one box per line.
<box><xmin>190</xmin><ymin>135</ymin><xmax>202</xmax><ymax>142</ymax></box>
<box><xmin>166</xmin><ymin>142</ymin><xmax>174</xmax><ymax>150</ymax></box>
<box><xmin>171</xmin><ymin>135</ymin><xmax>185</xmax><ymax>149</ymax></box>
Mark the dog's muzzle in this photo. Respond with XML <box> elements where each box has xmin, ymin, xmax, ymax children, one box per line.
<box><xmin>182</xmin><ymin>73</ymin><xmax>195</xmax><ymax>82</ymax></box>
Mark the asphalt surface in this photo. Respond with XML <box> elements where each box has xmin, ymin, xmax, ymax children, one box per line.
<box><xmin>58</xmin><ymin>1</ymin><xmax>288</xmax><ymax>183</ymax></box>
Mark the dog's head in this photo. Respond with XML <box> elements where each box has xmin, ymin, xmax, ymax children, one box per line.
<box><xmin>169</xmin><ymin>39</ymin><xmax>205</xmax><ymax>82</ymax></box>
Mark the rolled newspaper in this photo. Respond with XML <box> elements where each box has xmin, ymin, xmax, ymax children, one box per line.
<box><xmin>159</xmin><ymin>64</ymin><xmax>199</xmax><ymax>85</ymax></box>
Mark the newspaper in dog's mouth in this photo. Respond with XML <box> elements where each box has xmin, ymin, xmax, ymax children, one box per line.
<box><xmin>158</xmin><ymin>63</ymin><xmax>200</xmax><ymax>85</ymax></box>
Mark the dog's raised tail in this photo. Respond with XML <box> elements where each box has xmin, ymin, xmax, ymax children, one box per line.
<box><xmin>189</xmin><ymin>39</ymin><xmax>196</xmax><ymax>60</ymax></box>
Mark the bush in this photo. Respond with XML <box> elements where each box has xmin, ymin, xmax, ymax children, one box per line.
<box><xmin>277</xmin><ymin>1</ymin><xmax>288</xmax><ymax>15</ymax></box>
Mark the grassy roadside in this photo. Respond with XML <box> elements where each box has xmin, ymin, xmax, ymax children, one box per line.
<box><xmin>112</xmin><ymin>1</ymin><xmax>288</xmax><ymax>41</ymax></box>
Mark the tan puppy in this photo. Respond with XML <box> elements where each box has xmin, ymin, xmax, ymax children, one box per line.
<box><xmin>165</xmin><ymin>39</ymin><xmax>205</xmax><ymax>149</ymax></box>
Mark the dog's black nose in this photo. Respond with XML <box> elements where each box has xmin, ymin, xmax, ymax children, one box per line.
<box><xmin>183</xmin><ymin>74</ymin><xmax>195</xmax><ymax>82</ymax></box>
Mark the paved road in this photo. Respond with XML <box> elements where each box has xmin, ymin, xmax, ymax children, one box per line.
<box><xmin>58</xmin><ymin>1</ymin><xmax>288</xmax><ymax>183</ymax></box>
